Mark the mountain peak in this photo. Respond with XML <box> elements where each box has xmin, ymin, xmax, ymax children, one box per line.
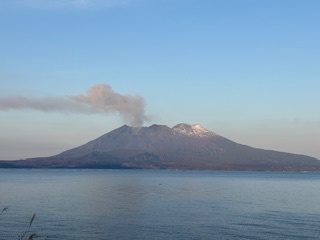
<box><xmin>172</xmin><ymin>123</ymin><xmax>215</xmax><ymax>137</ymax></box>
<box><xmin>3</xmin><ymin>122</ymin><xmax>320</xmax><ymax>171</ymax></box>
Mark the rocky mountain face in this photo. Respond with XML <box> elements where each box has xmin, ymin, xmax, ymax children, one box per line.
<box><xmin>2</xmin><ymin>123</ymin><xmax>320</xmax><ymax>171</ymax></box>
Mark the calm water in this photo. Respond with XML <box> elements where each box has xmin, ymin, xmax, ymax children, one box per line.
<box><xmin>0</xmin><ymin>169</ymin><xmax>320</xmax><ymax>240</ymax></box>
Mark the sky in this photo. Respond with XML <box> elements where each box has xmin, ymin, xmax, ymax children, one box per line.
<box><xmin>0</xmin><ymin>0</ymin><xmax>320</xmax><ymax>160</ymax></box>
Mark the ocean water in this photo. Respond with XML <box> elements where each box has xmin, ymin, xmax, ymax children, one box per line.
<box><xmin>0</xmin><ymin>169</ymin><xmax>320</xmax><ymax>240</ymax></box>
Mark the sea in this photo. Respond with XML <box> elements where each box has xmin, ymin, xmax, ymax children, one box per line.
<box><xmin>0</xmin><ymin>169</ymin><xmax>320</xmax><ymax>240</ymax></box>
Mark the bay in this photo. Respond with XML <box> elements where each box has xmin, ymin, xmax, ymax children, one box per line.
<box><xmin>1</xmin><ymin>169</ymin><xmax>320</xmax><ymax>239</ymax></box>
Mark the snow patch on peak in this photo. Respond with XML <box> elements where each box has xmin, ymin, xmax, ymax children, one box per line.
<box><xmin>172</xmin><ymin>123</ymin><xmax>215</xmax><ymax>137</ymax></box>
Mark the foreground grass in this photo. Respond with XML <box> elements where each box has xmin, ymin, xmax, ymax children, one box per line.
<box><xmin>1</xmin><ymin>207</ymin><xmax>38</xmax><ymax>240</ymax></box>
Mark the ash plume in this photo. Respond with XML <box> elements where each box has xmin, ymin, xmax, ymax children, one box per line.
<box><xmin>0</xmin><ymin>83</ymin><xmax>148</xmax><ymax>126</ymax></box>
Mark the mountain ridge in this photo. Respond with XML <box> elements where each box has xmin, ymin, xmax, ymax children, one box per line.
<box><xmin>1</xmin><ymin>123</ymin><xmax>319</xmax><ymax>171</ymax></box>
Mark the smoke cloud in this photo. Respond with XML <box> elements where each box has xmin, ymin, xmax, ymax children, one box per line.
<box><xmin>0</xmin><ymin>83</ymin><xmax>148</xmax><ymax>126</ymax></box>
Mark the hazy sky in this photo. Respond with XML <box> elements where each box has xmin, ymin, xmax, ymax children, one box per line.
<box><xmin>1</xmin><ymin>0</ymin><xmax>319</xmax><ymax>160</ymax></box>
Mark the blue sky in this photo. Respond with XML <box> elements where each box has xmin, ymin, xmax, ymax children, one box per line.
<box><xmin>1</xmin><ymin>0</ymin><xmax>319</xmax><ymax>160</ymax></box>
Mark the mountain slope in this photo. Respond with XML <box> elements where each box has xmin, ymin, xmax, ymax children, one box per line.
<box><xmin>2</xmin><ymin>123</ymin><xmax>320</xmax><ymax>171</ymax></box>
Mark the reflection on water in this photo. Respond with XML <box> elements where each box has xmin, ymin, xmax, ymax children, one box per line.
<box><xmin>1</xmin><ymin>169</ymin><xmax>320</xmax><ymax>239</ymax></box>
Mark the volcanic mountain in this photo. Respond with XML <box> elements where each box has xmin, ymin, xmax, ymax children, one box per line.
<box><xmin>1</xmin><ymin>123</ymin><xmax>320</xmax><ymax>171</ymax></box>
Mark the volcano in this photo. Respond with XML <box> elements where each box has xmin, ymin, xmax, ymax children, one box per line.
<box><xmin>1</xmin><ymin>123</ymin><xmax>320</xmax><ymax>171</ymax></box>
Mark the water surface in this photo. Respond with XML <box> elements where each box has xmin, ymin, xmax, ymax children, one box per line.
<box><xmin>1</xmin><ymin>169</ymin><xmax>320</xmax><ymax>239</ymax></box>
